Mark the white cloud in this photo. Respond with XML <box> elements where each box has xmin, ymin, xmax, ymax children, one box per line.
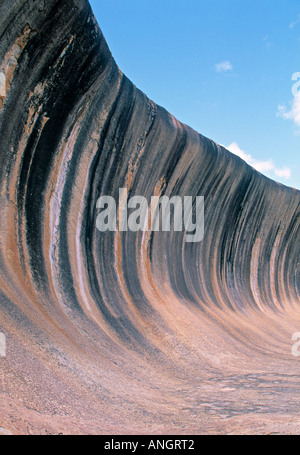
<box><xmin>289</xmin><ymin>14</ymin><xmax>300</xmax><ymax>29</ymax></box>
<box><xmin>226</xmin><ymin>142</ymin><xmax>291</xmax><ymax>181</ymax></box>
<box><xmin>263</xmin><ymin>35</ymin><xmax>273</xmax><ymax>50</ymax></box>
<box><xmin>274</xmin><ymin>167</ymin><xmax>292</xmax><ymax>179</ymax></box>
<box><xmin>215</xmin><ymin>60</ymin><xmax>233</xmax><ymax>73</ymax></box>
<box><xmin>277</xmin><ymin>92</ymin><xmax>300</xmax><ymax>127</ymax></box>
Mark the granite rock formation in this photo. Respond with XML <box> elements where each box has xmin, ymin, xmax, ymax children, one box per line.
<box><xmin>0</xmin><ymin>0</ymin><xmax>299</xmax><ymax>435</ymax></box>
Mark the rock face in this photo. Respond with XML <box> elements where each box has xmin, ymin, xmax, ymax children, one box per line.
<box><xmin>0</xmin><ymin>0</ymin><xmax>299</xmax><ymax>435</ymax></box>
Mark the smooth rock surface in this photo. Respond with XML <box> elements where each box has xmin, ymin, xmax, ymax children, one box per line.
<box><xmin>0</xmin><ymin>0</ymin><xmax>299</xmax><ymax>435</ymax></box>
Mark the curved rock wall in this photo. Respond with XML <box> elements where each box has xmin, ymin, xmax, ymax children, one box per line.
<box><xmin>0</xmin><ymin>0</ymin><xmax>299</xmax><ymax>434</ymax></box>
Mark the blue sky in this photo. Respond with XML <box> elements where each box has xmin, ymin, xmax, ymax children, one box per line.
<box><xmin>89</xmin><ymin>0</ymin><xmax>300</xmax><ymax>189</ymax></box>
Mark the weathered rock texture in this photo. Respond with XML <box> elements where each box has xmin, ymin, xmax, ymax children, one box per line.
<box><xmin>0</xmin><ymin>0</ymin><xmax>299</xmax><ymax>435</ymax></box>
